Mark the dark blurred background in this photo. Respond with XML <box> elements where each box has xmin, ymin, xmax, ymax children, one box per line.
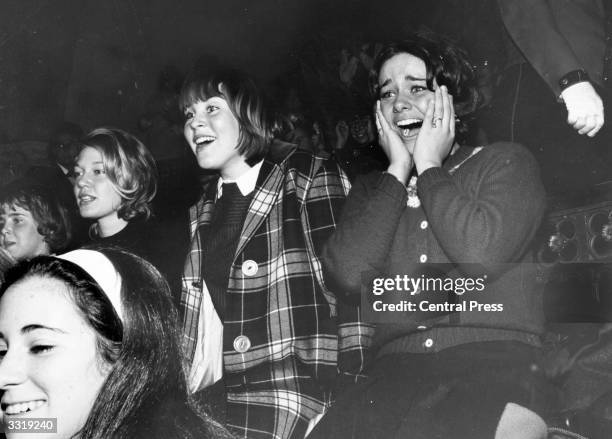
<box><xmin>0</xmin><ymin>0</ymin><xmax>609</xmax><ymax>208</ymax></box>
<box><xmin>0</xmin><ymin>0</ymin><xmax>499</xmax><ymax>142</ymax></box>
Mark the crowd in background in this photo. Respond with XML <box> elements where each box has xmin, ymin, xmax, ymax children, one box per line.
<box><xmin>0</xmin><ymin>1</ymin><xmax>611</xmax><ymax>438</ymax></box>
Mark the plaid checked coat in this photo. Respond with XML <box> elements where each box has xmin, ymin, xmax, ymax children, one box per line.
<box><xmin>181</xmin><ymin>142</ymin><xmax>373</xmax><ymax>439</ymax></box>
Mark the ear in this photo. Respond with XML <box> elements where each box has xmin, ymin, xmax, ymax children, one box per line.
<box><xmin>98</xmin><ymin>358</ymin><xmax>114</xmax><ymax>376</ymax></box>
<box><xmin>97</xmin><ymin>355</ymin><xmax>119</xmax><ymax>385</ymax></box>
<box><xmin>96</xmin><ymin>339</ymin><xmax>121</xmax><ymax>376</ymax></box>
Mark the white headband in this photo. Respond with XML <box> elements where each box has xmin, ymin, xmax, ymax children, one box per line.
<box><xmin>58</xmin><ymin>249</ymin><xmax>124</xmax><ymax>321</ymax></box>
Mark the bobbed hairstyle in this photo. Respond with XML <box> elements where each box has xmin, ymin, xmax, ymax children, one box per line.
<box><xmin>0</xmin><ymin>246</ymin><xmax>231</xmax><ymax>439</ymax></box>
<box><xmin>369</xmin><ymin>33</ymin><xmax>480</xmax><ymax>134</ymax></box>
<box><xmin>0</xmin><ymin>180</ymin><xmax>72</xmax><ymax>254</ymax></box>
<box><xmin>179</xmin><ymin>66</ymin><xmax>273</xmax><ymax>166</ymax></box>
<box><xmin>77</xmin><ymin>127</ymin><xmax>158</xmax><ymax>221</ymax></box>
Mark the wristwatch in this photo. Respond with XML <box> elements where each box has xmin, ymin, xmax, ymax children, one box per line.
<box><xmin>559</xmin><ymin>69</ymin><xmax>590</xmax><ymax>92</ymax></box>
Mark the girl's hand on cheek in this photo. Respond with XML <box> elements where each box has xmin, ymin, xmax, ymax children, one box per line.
<box><xmin>413</xmin><ymin>85</ymin><xmax>456</xmax><ymax>175</ymax></box>
<box><xmin>375</xmin><ymin>100</ymin><xmax>413</xmax><ymax>184</ymax></box>
<box><xmin>414</xmin><ymin>85</ymin><xmax>455</xmax><ymax>174</ymax></box>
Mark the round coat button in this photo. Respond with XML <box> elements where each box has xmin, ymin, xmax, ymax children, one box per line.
<box><xmin>419</xmin><ymin>254</ymin><xmax>428</xmax><ymax>263</ymax></box>
<box><xmin>420</xmin><ymin>220</ymin><xmax>428</xmax><ymax>230</ymax></box>
<box><xmin>242</xmin><ymin>260</ymin><xmax>258</xmax><ymax>276</ymax></box>
<box><xmin>423</xmin><ymin>338</ymin><xmax>434</xmax><ymax>348</ymax></box>
<box><xmin>233</xmin><ymin>335</ymin><xmax>251</xmax><ymax>353</ymax></box>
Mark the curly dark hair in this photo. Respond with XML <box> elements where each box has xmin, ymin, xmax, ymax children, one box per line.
<box><xmin>369</xmin><ymin>32</ymin><xmax>481</xmax><ymax>136</ymax></box>
<box><xmin>0</xmin><ymin>180</ymin><xmax>72</xmax><ymax>253</ymax></box>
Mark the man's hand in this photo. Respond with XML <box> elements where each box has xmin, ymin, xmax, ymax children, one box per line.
<box><xmin>561</xmin><ymin>81</ymin><xmax>604</xmax><ymax>137</ymax></box>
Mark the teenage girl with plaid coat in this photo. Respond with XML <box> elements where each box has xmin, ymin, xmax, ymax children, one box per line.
<box><xmin>179</xmin><ymin>67</ymin><xmax>373</xmax><ymax>439</ymax></box>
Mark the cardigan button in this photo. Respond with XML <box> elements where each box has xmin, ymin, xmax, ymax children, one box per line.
<box><xmin>419</xmin><ymin>254</ymin><xmax>428</xmax><ymax>263</ymax></box>
<box><xmin>233</xmin><ymin>335</ymin><xmax>251</xmax><ymax>353</ymax></box>
<box><xmin>423</xmin><ymin>338</ymin><xmax>434</xmax><ymax>349</ymax></box>
<box><xmin>242</xmin><ymin>260</ymin><xmax>258</xmax><ymax>276</ymax></box>
<box><xmin>420</xmin><ymin>220</ymin><xmax>428</xmax><ymax>230</ymax></box>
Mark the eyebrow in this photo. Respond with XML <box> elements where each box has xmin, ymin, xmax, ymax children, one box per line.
<box><xmin>0</xmin><ymin>326</ymin><xmax>67</xmax><ymax>343</ymax></box>
<box><xmin>379</xmin><ymin>75</ymin><xmax>427</xmax><ymax>88</ymax></box>
<box><xmin>379</xmin><ymin>78</ymin><xmax>392</xmax><ymax>88</ymax></box>
<box><xmin>198</xmin><ymin>96</ymin><xmax>224</xmax><ymax>106</ymax></box>
<box><xmin>23</xmin><ymin>324</ymin><xmax>67</xmax><ymax>334</ymax></box>
<box><xmin>0</xmin><ymin>325</ymin><xmax>64</xmax><ymax>340</ymax></box>
<box><xmin>9</xmin><ymin>324</ymin><xmax>67</xmax><ymax>336</ymax></box>
<box><xmin>75</xmin><ymin>161</ymin><xmax>104</xmax><ymax>167</ymax></box>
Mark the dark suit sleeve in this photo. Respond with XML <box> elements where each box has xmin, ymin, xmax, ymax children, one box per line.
<box><xmin>497</xmin><ymin>0</ymin><xmax>584</xmax><ymax>97</ymax></box>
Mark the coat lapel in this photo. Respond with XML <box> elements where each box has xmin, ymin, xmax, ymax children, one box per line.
<box><xmin>185</xmin><ymin>177</ymin><xmax>218</xmax><ymax>289</ymax></box>
<box><xmin>234</xmin><ymin>142</ymin><xmax>295</xmax><ymax>259</ymax></box>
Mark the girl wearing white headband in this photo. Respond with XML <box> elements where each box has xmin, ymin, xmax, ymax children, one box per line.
<box><xmin>0</xmin><ymin>247</ymin><xmax>231</xmax><ymax>439</ymax></box>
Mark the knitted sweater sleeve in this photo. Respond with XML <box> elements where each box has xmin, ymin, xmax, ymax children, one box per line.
<box><xmin>321</xmin><ymin>171</ymin><xmax>408</xmax><ymax>297</ymax></box>
<box><xmin>417</xmin><ymin>143</ymin><xmax>545</xmax><ymax>276</ymax></box>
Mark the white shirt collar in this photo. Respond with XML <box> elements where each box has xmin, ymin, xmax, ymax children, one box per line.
<box><xmin>216</xmin><ymin>160</ymin><xmax>263</xmax><ymax>198</ymax></box>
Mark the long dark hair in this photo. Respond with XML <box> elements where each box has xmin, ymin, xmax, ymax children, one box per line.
<box><xmin>0</xmin><ymin>247</ymin><xmax>232</xmax><ymax>439</ymax></box>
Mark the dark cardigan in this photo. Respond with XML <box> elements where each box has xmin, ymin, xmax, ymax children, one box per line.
<box><xmin>322</xmin><ymin>142</ymin><xmax>546</xmax><ymax>352</ymax></box>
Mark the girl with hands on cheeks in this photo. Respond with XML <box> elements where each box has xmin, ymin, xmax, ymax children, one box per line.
<box><xmin>374</xmin><ymin>67</ymin><xmax>456</xmax><ymax>184</ymax></box>
<box><xmin>313</xmin><ymin>33</ymin><xmax>552</xmax><ymax>439</ymax></box>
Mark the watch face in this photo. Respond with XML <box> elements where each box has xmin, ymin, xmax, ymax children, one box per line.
<box><xmin>559</xmin><ymin>69</ymin><xmax>589</xmax><ymax>91</ymax></box>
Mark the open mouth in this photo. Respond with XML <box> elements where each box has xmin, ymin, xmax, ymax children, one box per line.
<box><xmin>396</xmin><ymin>119</ymin><xmax>423</xmax><ymax>137</ymax></box>
<box><xmin>78</xmin><ymin>194</ymin><xmax>96</xmax><ymax>206</ymax></box>
<box><xmin>352</xmin><ymin>131</ymin><xmax>369</xmax><ymax>143</ymax></box>
<box><xmin>1</xmin><ymin>400</ymin><xmax>45</xmax><ymax>416</ymax></box>
<box><xmin>194</xmin><ymin>135</ymin><xmax>216</xmax><ymax>152</ymax></box>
